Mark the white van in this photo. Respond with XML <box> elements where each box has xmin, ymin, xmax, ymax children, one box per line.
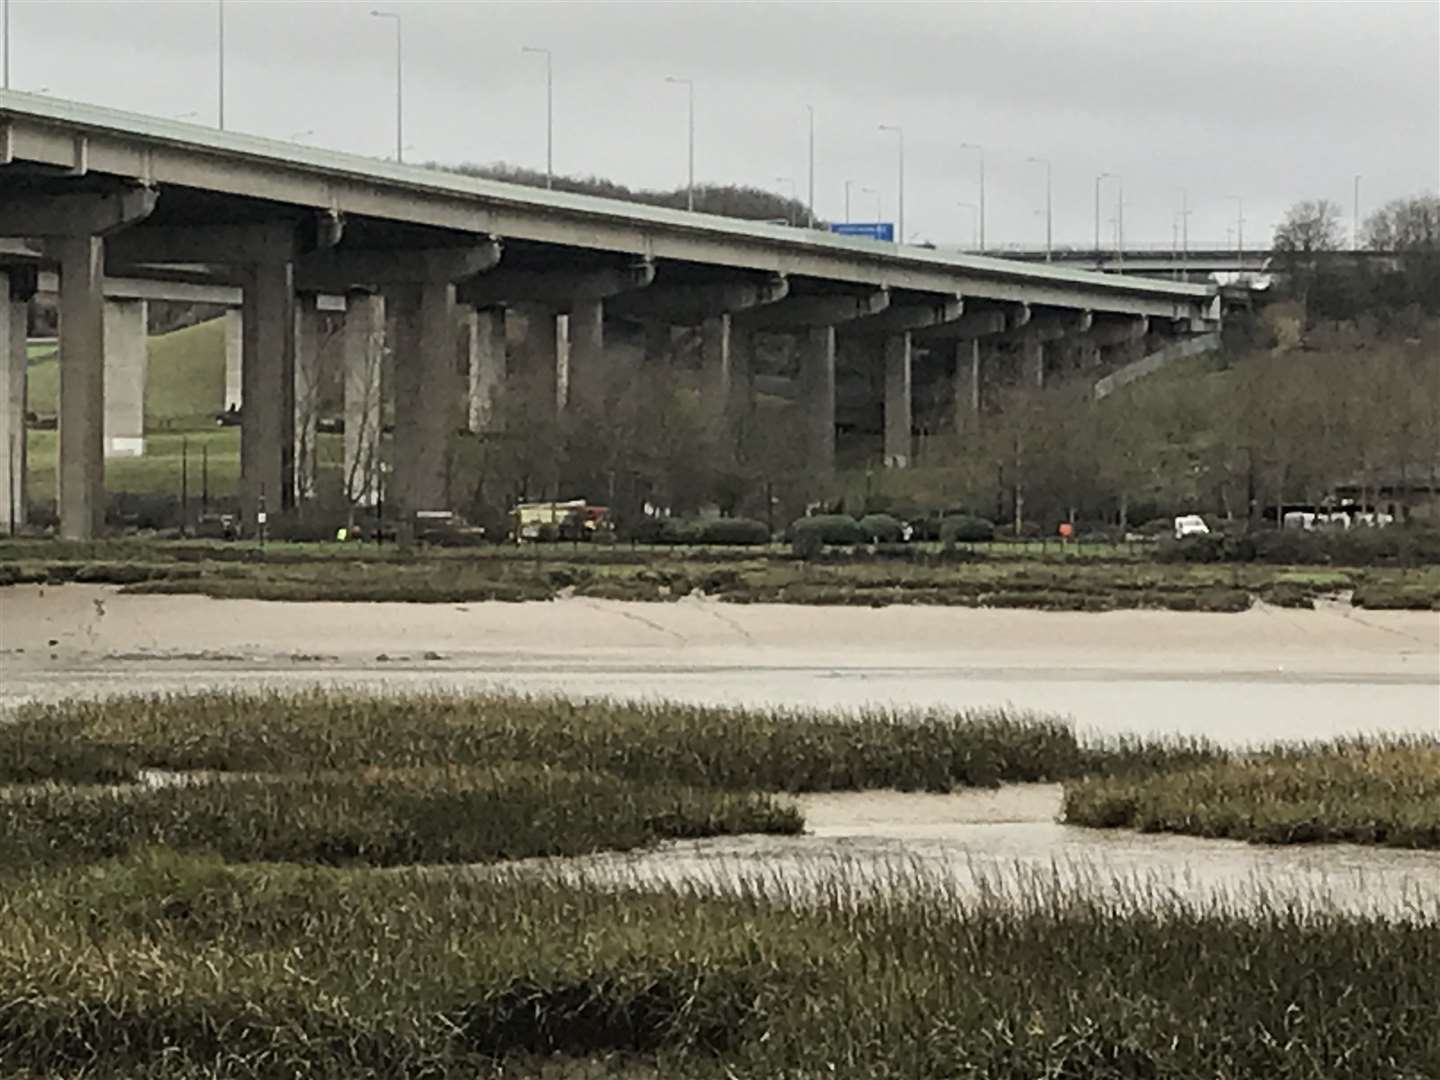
<box><xmin>1173</xmin><ymin>515</ymin><xmax>1210</xmax><ymax>539</ymax></box>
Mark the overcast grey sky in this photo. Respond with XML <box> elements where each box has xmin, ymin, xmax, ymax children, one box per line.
<box><xmin>5</xmin><ymin>0</ymin><xmax>1437</xmax><ymax>248</ymax></box>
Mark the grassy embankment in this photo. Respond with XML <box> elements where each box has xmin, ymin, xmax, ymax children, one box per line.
<box><xmin>3</xmin><ymin>536</ymin><xmax>1437</xmax><ymax>610</ymax></box>
<box><xmin>2</xmin><ymin>691</ymin><xmax>1437</xmax><ymax>1077</ymax></box>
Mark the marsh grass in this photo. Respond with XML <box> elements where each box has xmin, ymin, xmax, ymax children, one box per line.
<box><xmin>5</xmin><ymin>537</ymin><xmax>1434</xmax><ymax>610</ymax></box>
<box><xmin>0</xmin><ymin>852</ymin><xmax>1435</xmax><ymax>1078</ymax></box>
<box><xmin>1064</xmin><ymin>736</ymin><xmax>1440</xmax><ymax>848</ymax></box>
<box><xmin>0</xmin><ymin>766</ymin><xmax>801</xmax><ymax>869</ymax></box>
<box><xmin>1</xmin><ymin>690</ymin><xmax>1121</xmax><ymax>792</ymax></box>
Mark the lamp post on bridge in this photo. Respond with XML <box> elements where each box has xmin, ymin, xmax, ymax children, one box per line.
<box><xmin>1353</xmin><ymin>174</ymin><xmax>1362</xmax><ymax>250</ymax></box>
<box><xmin>843</xmin><ymin>179</ymin><xmax>853</xmax><ymax>224</ymax></box>
<box><xmin>956</xmin><ymin>201</ymin><xmax>979</xmax><ymax>251</ymax></box>
<box><xmin>1094</xmin><ymin>172</ymin><xmax>1113</xmax><ymax>258</ymax></box>
<box><xmin>862</xmin><ymin>186</ymin><xmax>881</xmax><ymax>223</ymax></box>
<box><xmin>216</xmin><ymin>0</ymin><xmax>224</xmax><ymax>128</ymax></box>
<box><xmin>665</xmin><ymin>75</ymin><xmax>695</xmax><ymax>212</ymax></box>
<box><xmin>1027</xmin><ymin>156</ymin><xmax>1052</xmax><ymax>262</ymax></box>
<box><xmin>521</xmin><ymin>45</ymin><xmax>553</xmax><ymax>189</ymax></box>
<box><xmin>879</xmin><ymin>124</ymin><xmax>904</xmax><ymax>245</ymax></box>
<box><xmin>369</xmin><ymin>9</ymin><xmax>403</xmax><ymax>163</ymax></box>
<box><xmin>959</xmin><ymin>143</ymin><xmax>985</xmax><ymax>252</ymax></box>
<box><xmin>806</xmin><ymin>104</ymin><xmax>815</xmax><ymax>229</ymax></box>
<box><xmin>1227</xmin><ymin>195</ymin><xmax>1245</xmax><ymax>262</ymax></box>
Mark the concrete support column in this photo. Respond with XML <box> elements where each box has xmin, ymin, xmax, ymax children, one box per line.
<box><xmin>700</xmin><ymin>313</ymin><xmax>733</xmax><ymax>422</ymax></box>
<box><xmin>56</xmin><ymin>236</ymin><xmax>106</xmax><ymax>540</ymax></box>
<box><xmin>567</xmin><ymin>299</ymin><xmax>606</xmax><ymax>410</ymax></box>
<box><xmin>0</xmin><ymin>274</ymin><xmax>27</xmax><ymax>532</ymax></box>
<box><xmin>798</xmin><ymin>325</ymin><xmax>836</xmax><ymax>487</ymax></box>
<box><xmin>466</xmin><ymin>306</ymin><xmax>506</xmax><ymax>433</ymax></box>
<box><xmin>223</xmin><ymin>309</ymin><xmax>243</xmax><ymax>411</ymax></box>
<box><xmin>292</xmin><ymin>294</ymin><xmax>321</xmax><ymax>502</ymax></box>
<box><xmin>101</xmin><ymin>299</ymin><xmax>147</xmax><ymax>459</ymax></box>
<box><xmin>512</xmin><ymin>303</ymin><xmax>561</xmax><ymax>416</ymax></box>
<box><xmin>342</xmin><ymin>292</ymin><xmax>384</xmax><ymax>507</ymax></box>
<box><xmin>390</xmin><ymin>278</ymin><xmax>456</xmax><ymax>530</ymax></box>
<box><xmin>882</xmin><ymin>331</ymin><xmax>912</xmax><ymax>468</ymax></box>
<box><xmin>1020</xmin><ymin>333</ymin><xmax>1045</xmax><ymax>388</ymax></box>
<box><xmin>954</xmin><ymin>339</ymin><xmax>982</xmax><ymax>435</ymax></box>
<box><xmin>240</xmin><ymin>261</ymin><xmax>296</xmax><ymax>526</ymax></box>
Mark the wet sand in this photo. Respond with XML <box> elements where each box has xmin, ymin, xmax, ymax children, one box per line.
<box><xmin>2</xmin><ymin>585</ymin><xmax>1436</xmax><ymax>742</ymax></box>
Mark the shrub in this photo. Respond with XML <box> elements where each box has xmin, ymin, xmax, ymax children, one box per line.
<box><xmin>790</xmin><ymin>515</ymin><xmax>865</xmax><ymax>557</ymax></box>
<box><xmin>940</xmin><ymin>515</ymin><xmax>996</xmax><ymax>544</ymax></box>
<box><xmin>858</xmin><ymin>513</ymin><xmax>905</xmax><ymax>543</ymax></box>
<box><xmin>694</xmin><ymin>518</ymin><xmax>770</xmax><ymax>546</ymax></box>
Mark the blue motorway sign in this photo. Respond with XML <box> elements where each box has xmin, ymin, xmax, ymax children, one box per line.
<box><xmin>830</xmin><ymin>221</ymin><xmax>895</xmax><ymax>242</ymax></box>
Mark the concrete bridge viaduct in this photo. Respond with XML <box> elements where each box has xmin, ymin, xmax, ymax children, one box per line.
<box><xmin>0</xmin><ymin>92</ymin><xmax>1218</xmax><ymax>538</ymax></box>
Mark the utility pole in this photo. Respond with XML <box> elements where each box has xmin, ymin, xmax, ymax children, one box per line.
<box><xmin>370</xmin><ymin>10</ymin><xmax>403</xmax><ymax>163</ymax></box>
<box><xmin>806</xmin><ymin>104</ymin><xmax>815</xmax><ymax>229</ymax></box>
<box><xmin>879</xmin><ymin>124</ymin><xmax>904</xmax><ymax>244</ymax></box>
<box><xmin>1179</xmin><ymin>188</ymin><xmax>1190</xmax><ymax>277</ymax></box>
<box><xmin>522</xmin><ymin>46</ymin><xmax>553</xmax><ymax>189</ymax></box>
<box><xmin>960</xmin><ymin>143</ymin><xmax>985</xmax><ymax>251</ymax></box>
<box><xmin>843</xmin><ymin>179</ymin><xmax>852</xmax><ymax>224</ymax></box>
<box><xmin>1116</xmin><ymin>178</ymin><xmax>1124</xmax><ymax>270</ymax></box>
<box><xmin>3</xmin><ymin>0</ymin><xmax>10</xmax><ymax>91</ymax></box>
<box><xmin>665</xmin><ymin>76</ymin><xmax>695</xmax><ymax>211</ymax></box>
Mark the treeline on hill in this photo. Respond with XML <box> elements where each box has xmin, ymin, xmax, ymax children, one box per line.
<box><xmin>432</xmin><ymin>160</ymin><xmax>817</xmax><ymax>227</ymax></box>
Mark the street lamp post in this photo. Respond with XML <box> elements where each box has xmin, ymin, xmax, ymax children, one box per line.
<box><xmin>1027</xmin><ymin>156</ymin><xmax>1052</xmax><ymax>261</ymax></box>
<box><xmin>370</xmin><ymin>9</ymin><xmax>403</xmax><ymax>163</ymax></box>
<box><xmin>806</xmin><ymin>104</ymin><xmax>815</xmax><ymax>229</ymax></box>
<box><xmin>1353</xmin><ymin>174</ymin><xmax>1362</xmax><ymax>250</ymax></box>
<box><xmin>956</xmin><ymin>201</ymin><xmax>979</xmax><ymax>250</ymax></box>
<box><xmin>843</xmin><ymin>179</ymin><xmax>853</xmax><ymax>224</ymax></box>
<box><xmin>216</xmin><ymin>0</ymin><xmax>224</xmax><ymax>128</ymax></box>
<box><xmin>959</xmin><ymin>143</ymin><xmax>984</xmax><ymax>251</ymax></box>
<box><xmin>862</xmin><ymin>186</ymin><xmax>881</xmax><ymax>223</ymax></box>
<box><xmin>521</xmin><ymin>46</ymin><xmax>553</xmax><ymax>189</ymax></box>
<box><xmin>665</xmin><ymin>76</ymin><xmax>695</xmax><ymax>212</ymax></box>
<box><xmin>1228</xmin><ymin>195</ymin><xmax>1245</xmax><ymax>259</ymax></box>
<box><xmin>1094</xmin><ymin>172</ymin><xmax>1112</xmax><ymax>256</ymax></box>
<box><xmin>1115</xmin><ymin>178</ymin><xmax>1124</xmax><ymax>269</ymax></box>
<box><xmin>879</xmin><ymin>124</ymin><xmax>904</xmax><ymax>244</ymax></box>
<box><xmin>1178</xmin><ymin>188</ymin><xmax>1191</xmax><ymax>276</ymax></box>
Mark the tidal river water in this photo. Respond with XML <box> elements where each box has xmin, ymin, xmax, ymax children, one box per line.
<box><xmin>2</xmin><ymin>584</ymin><xmax>1437</xmax><ymax>911</ymax></box>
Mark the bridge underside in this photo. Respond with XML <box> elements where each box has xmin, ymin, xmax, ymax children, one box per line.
<box><xmin>0</xmin><ymin>97</ymin><xmax>1219</xmax><ymax>537</ymax></box>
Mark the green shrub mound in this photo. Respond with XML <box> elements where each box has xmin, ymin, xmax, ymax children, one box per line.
<box><xmin>940</xmin><ymin>515</ymin><xmax>996</xmax><ymax>543</ymax></box>
<box><xmin>1158</xmin><ymin>526</ymin><xmax>1440</xmax><ymax>566</ymax></box>
<box><xmin>857</xmin><ymin>513</ymin><xmax>905</xmax><ymax>543</ymax></box>
<box><xmin>693</xmin><ymin>517</ymin><xmax>770</xmax><ymax>546</ymax></box>
<box><xmin>1064</xmin><ymin>737</ymin><xmax>1440</xmax><ymax>848</ymax></box>
<box><xmin>0</xmin><ymin>766</ymin><xmax>802</xmax><ymax>869</ymax></box>
<box><xmin>0</xmin><ymin>855</ymin><xmax>1435</xmax><ymax>1078</ymax></box>
<box><xmin>790</xmin><ymin>514</ymin><xmax>865</xmax><ymax>557</ymax></box>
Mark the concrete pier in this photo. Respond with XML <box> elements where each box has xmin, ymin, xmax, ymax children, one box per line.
<box><xmin>955</xmin><ymin>339</ymin><xmax>982</xmax><ymax>435</ymax></box>
<box><xmin>342</xmin><ymin>292</ymin><xmax>384</xmax><ymax>506</ymax></box>
<box><xmin>511</xmin><ymin>303</ymin><xmax>561</xmax><ymax>416</ymax></box>
<box><xmin>240</xmin><ymin>260</ymin><xmax>296</xmax><ymax>526</ymax></box>
<box><xmin>0</xmin><ymin>272</ymin><xmax>28</xmax><ymax>531</ymax></box>
<box><xmin>466</xmin><ymin>306</ymin><xmax>506</xmax><ymax>433</ymax></box>
<box><xmin>390</xmin><ymin>279</ymin><xmax>456</xmax><ymax>528</ymax></box>
<box><xmin>56</xmin><ymin>236</ymin><xmax>107</xmax><ymax>540</ymax></box>
<box><xmin>101</xmin><ymin>299</ymin><xmax>147</xmax><ymax>459</ymax></box>
<box><xmin>292</xmin><ymin>294</ymin><xmax>321</xmax><ymax>501</ymax></box>
<box><xmin>883</xmin><ymin>332</ymin><xmax>912</xmax><ymax>468</ymax></box>
<box><xmin>1020</xmin><ymin>333</ymin><xmax>1045</xmax><ymax>389</ymax></box>
<box><xmin>798</xmin><ymin>326</ymin><xmax>837</xmax><ymax>485</ymax></box>
<box><xmin>566</xmin><ymin>299</ymin><xmax>606</xmax><ymax>410</ymax></box>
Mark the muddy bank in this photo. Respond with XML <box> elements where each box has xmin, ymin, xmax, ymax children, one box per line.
<box><xmin>2</xmin><ymin>585</ymin><xmax>1436</xmax><ymax>741</ymax></box>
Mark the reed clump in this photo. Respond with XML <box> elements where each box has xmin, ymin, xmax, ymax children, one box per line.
<box><xmin>0</xmin><ymin>852</ymin><xmax>1434</xmax><ymax>1078</ymax></box>
<box><xmin>1064</xmin><ymin>736</ymin><xmax>1440</xmax><ymax>848</ymax></box>
<box><xmin>0</xmin><ymin>766</ymin><xmax>801</xmax><ymax>869</ymax></box>
<box><xmin>1</xmin><ymin>689</ymin><xmax>1117</xmax><ymax>791</ymax></box>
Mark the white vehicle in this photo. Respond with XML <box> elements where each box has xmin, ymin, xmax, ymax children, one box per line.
<box><xmin>1173</xmin><ymin>514</ymin><xmax>1210</xmax><ymax>539</ymax></box>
